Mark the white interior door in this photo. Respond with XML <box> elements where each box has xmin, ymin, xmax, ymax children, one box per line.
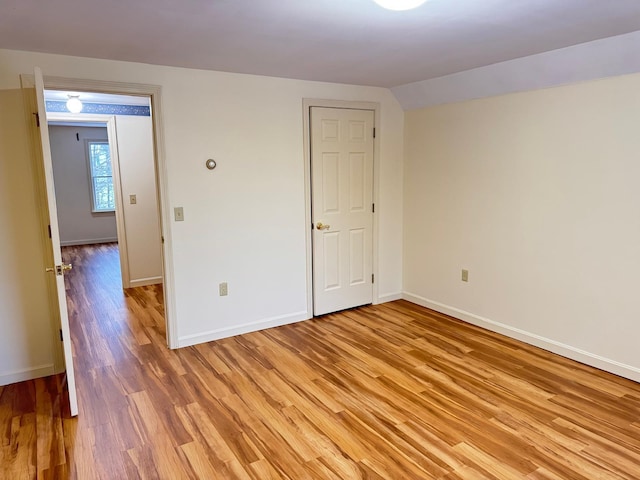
<box><xmin>311</xmin><ymin>107</ymin><xmax>374</xmax><ymax>316</ymax></box>
<box><xmin>34</xmin><ymin>67</ymin><xmax>79</xmax><ymax>417</ymax></box>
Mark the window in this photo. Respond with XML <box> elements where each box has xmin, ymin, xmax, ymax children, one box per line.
<box><xmin>87</xmin><ymin>141</ymin><xmax>115</xmax><ymax>212</ymax></box>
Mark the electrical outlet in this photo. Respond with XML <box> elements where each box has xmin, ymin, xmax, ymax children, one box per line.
<box><xmin>219</xmin><ymin>282</ymin><xmax>228</xmax><ymax>296</ymax></box>
<box><xmin>461</xmin><ymin>269</ymin><xmax>469</xmax><ymax>282</ymax></box>
<box><xmin>174</xmin><ymin>207</ymin><xmax>184</xmax><ymax>222</ymax></box>
<box><xmin>129</xmin><ymin>194</ymin><xmax>137</xmax><ymax>205</ymax></box>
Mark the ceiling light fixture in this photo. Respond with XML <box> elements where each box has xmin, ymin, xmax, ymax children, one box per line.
<box><xmin>66</xmin><ymin>95</ymin><xmax>83</xmax><ymax>113</ymax></box>
<box><xmin>373</xmin><ymin>0</ymin><xmax>428</xmax><ymax>10</ymax></box>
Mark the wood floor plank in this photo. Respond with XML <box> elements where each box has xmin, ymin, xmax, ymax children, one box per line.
<box><xmin>180</xmin><ymin>440</ymin><xmax>223</xmax><ymax>479</ymax></box>
<box><xmin>2</xmin><ymin>242</ymin><xmax>640</xmax><ymax>478</ymax></box>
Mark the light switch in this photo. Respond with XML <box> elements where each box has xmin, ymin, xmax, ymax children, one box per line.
<box><xmin>129</xmin><ymin>194</ymin><xmax>137</xmax><ymax>205</ymax></box>
<box><xmin>174</xmin><ymin>207</ymin><xmax>184</xmax><ymax>222</ymax></box>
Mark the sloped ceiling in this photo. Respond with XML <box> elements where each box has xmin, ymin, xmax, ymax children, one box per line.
<box><xmin>2</xmin><ymin>0</ymin><xmax>640</xmax><ymax>88</ymax></box>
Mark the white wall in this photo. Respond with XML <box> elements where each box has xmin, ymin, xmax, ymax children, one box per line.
<box><xmin>0</xmin><ymin>48</ymin><xmax>404</xmax><ymax>376</ymax></box>
<box><xmin>115</xmin><ymin>115</ymin><xmax>162</xmax><ymax>286</ymax></box>
<box><xmin>49</xmin><ymin>125</ymin><xmax>118</xmax><ymax>246</ymax></box>
<box><xmin>403</xmin><ymin>72</ymin><xmax>640</xmax><ymax>381</ymax></box>
<box><xmin>0</xmin><ymin>88</ymin><xmax>56</xmax><ymax>384</ymax></box>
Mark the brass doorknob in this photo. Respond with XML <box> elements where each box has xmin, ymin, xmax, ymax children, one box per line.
<box><xmin>316</xmin><ymin>222</ymin><xmax>331</xmax><ymax>231</ymax></box>
<box><xmin>46</xmin><ymin>264</ymin><xmax>73</xmax><ymax>275</ymax></box>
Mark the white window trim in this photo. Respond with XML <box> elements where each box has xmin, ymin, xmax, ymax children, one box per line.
<box><xmin>85</xmin><ymin>139</ymin><xmax>116</xmax><ymax>213</ymax></box>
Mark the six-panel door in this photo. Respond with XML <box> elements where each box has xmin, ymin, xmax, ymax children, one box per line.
<box><xmin>311</xmin><ymin>107</ymin><xmax>374</xmax><ymax>316</ymax></box>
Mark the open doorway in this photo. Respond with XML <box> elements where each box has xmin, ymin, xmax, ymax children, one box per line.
<box><xmin>23</xmin><ymin>70</ymin><xmax>176</xmax><ymax>416</ymax></box>
<box><xmin>43</xmin><ymin>90</ymin><xmax>167</xmax><ymax>378</ymax></box>
<box><xmin>47</xmin><ymin>122</ymin><xmax>118</xmax><ymax>246</ymax></box>
<box><xmin>45</xmin><ymin>90</ymin><xmax>163</xmax><ymax>290</ymax></box>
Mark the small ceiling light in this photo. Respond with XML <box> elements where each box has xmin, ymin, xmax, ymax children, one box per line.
<box><xmin>373</xmin><ymin>0</ymin><xmax>428</xmax><ymax>10</ymax></box>
<box><xmin>66</xmin><ymin>95</ymin><xmax>83</xmax><ymax>113</ymax></box>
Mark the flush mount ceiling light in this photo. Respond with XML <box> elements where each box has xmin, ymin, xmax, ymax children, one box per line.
<box><xmin>66</xmin><ymin>94</ymin><xmax>83</xmax><ymax>113</ymax></box>
<box><xmin>373</xmin><ymin>0</ymin><xmax>428</xmax><ymax>10</ymax></box>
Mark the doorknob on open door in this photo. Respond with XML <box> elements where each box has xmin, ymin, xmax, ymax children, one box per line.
<box><xmin>46</xmin><ymin>264</ymin><xmax>73</xmax><ymax>276</ymax></box>
<box><xmin>316</xmin><ymin>222</ymin><xmax>331</xmax><ymax>231</ymax></box>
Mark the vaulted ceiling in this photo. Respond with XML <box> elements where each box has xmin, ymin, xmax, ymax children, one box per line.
<box><xmin>2</xmin><ymin>0</ymin><xmax>640</xmax><ymax>88</ymax></box>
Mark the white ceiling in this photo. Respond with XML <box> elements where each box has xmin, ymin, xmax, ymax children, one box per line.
<box><xmin>3</xmin><ymin>0</ymin><xmax>640</xmax><ymax>88</ymax></box>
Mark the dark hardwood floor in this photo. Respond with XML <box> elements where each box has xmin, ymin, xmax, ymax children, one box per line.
<box><xmin>1</xmin><ymin>243</ymin><xmax>640</xmax><ymax>479</ymax></box>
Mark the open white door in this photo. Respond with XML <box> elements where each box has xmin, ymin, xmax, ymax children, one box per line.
<box><xmin>311</xmin><ymin>107</ymin><xmax>374</xmax><ymax>315</ymax></box>
<box><xmin>34</xmin><ymin>67</ymin><xmax>79</xmax><ymax>417</ymax></box>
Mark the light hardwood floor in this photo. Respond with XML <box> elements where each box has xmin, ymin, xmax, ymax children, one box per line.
<box><xmin>1</xmin><ymin>243</ymin><xmax>640</xmax><ymax>479</ymax></box>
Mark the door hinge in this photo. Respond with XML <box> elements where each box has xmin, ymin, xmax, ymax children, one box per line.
<box><xmin>48</xmin><ymin>224</ymin><xmax>51</xmax><ymax>238</ymax></box>
<box><xmin>161</xmin><ymin>236</ymin><xmax>165</xmax><ymax>244</ymax></box>
<box><xmin>33</xmin><ymin>112</ymin><xmax>40</xmax><ymax>127</ymax></box>
<box><xmin>59</xmin><ymin>329</ymin><xmax>63</xmax><ymax>341</ymax></box>
<box><xmin>372</xmin><ymin>203</ymin><xmax>375</xmax><ymax>213</ymax></box>
<box><xmin>372</xmin><ymin>273</ymin><xmax>375</xmax><ymax>284</ymax></box>
<box><xmin>373</xmin><ymin>127</ymin><xmax>376</xmax><ymax>138</ymax></box>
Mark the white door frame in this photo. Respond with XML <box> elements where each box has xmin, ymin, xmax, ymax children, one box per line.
<box><xmin>47</xmin><ymin>114</ymin><xmax>134</xmax><ymax>288</ymax></box>
<box><xmin>302</xmin><ymin>99</ymin><xmax>381</xmax><ymax>317</ymax></box>
<box><xmin>21</xmin><ymin>74</ymin><xmax>178</xmax><ymax>349</ymax></box>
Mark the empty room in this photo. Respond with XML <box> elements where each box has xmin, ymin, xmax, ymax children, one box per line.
<box><xmin>1</xmin><ymin>0</ymin><xmax>640</xmax><ymax>478</ymax></box>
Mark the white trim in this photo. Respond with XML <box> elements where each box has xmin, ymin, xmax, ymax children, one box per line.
<box><xmin>106</xmin><ymin>117</ymin><xmax>131</xmax><ymax>288</ymax></box>
<box><xmin>0</xmin><ymin>364</ymin><xmax>55</xmax><ymax>386</ymax></box>
<box><xmin>90</xmin><ymin>209</ymin><xmax>116</xmax><ymax>214</ymax></box>
<box><xmin>403</xmin><ymin>292</ymin><xmax>640</xmax><ymax>383</ymax></box>
<box><xmin>375</xmin><ymin>292</ymin><xmax>403</xmax><ymax>304</ymax></box>
<box><xmin>129</xmin><ymin>276</ymin><xmax>163</xmax><ymax>288</ymax></box>
<box><xmin>60</xmin><ymin>237</ymin><xmax>118</xmax><ymax>247</ymax></box>
<box><xmin>302</xmin><ymin>99</ymin><xmax>381</xmax><ymax>319</ymax></box>
<box><xmin>47</xmin><ymin>112</ymin><xmax>111</xmax><ymax>122</ymax></box>
<box><xmin>178</xmin><ymin>311</ymin><xmax>310</xmax><ymax>348</ymax></box>
<box><xmin>25</xmin><ymin>74</ymin><xmax>178</xmax><ymax>349</ymax></box>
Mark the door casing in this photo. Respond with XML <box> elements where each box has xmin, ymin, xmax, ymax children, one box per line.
<box><xmin>21</xmin><ymin>74</ymin><xmax>178</xmax><ymax>350</ymax></box>
<box><xmin>302</xmin><ymin>99</ymin><xmax>381</xmax><ymax>318</ymax></box>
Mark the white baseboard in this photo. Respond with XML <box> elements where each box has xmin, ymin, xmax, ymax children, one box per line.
<box><xmin>403</xmin><ymin>292</ymin><xmax>640</xmax><ymax>383</ymax></box>
<box><xmin>60</xmin><ymin>237</ymin><xmax>118</xmax><ymax>246</ymax></box>
<box><xmin>177</xmin><ymin>310</ymin><xmax>311</xmax><ymax>348</ymax></box>
<box><xmin>0</xmin><ymin>364</ymin><xmax>55</xmax><ymax>386</ymax></box>
<box><xmin>376</xmin><ymin>292</ymin><xmax>403</xmax><ymax>304</ymax></box>
<box><xmin>129</xmin><ymin>276</ymin><xmax>163</xmax><ymax>288</ymax></box>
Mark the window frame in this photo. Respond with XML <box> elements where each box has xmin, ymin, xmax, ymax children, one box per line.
<box><xmin>85</xmin><ymin>139</ymin><xmax>116</xmax><ymax>213</ymax></box>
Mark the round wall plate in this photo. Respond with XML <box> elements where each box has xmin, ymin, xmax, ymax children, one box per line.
<box><xmin>205</xmin><ymin>159</ymin><xmax>217</xmax><ymax>170</ymax></box>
